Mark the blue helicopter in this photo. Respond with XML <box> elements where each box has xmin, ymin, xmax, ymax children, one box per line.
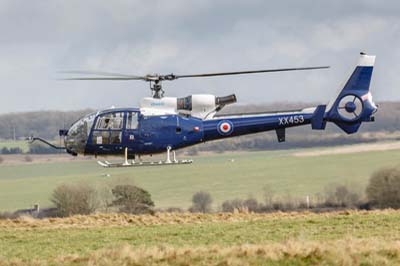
<box><xmin>31</xmin><ymin>53</ymin><xmax>377</xmax><ymax>167</ymax></box>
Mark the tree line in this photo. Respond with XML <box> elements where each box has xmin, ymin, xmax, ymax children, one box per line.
<box><xmin>0</xmin><ymin>109</ymin><xmax>93</xmax><ymax>140</ymax></box>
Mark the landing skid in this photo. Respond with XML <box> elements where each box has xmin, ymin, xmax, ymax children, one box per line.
<box><xmin>97</xmin><ymin>146</ymin><xmax>193</xmax><ymax>168</ymax></box>
<box><xmin>97</xmin><ymin>159</ymin><xmax>193</xmax><ymax>168</ymax></box>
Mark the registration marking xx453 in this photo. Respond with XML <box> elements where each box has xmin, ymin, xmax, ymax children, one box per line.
<box><xmin>278</xmin><ymin>115</ymin><xmax>304</xmax><ymax>126</ymax></box>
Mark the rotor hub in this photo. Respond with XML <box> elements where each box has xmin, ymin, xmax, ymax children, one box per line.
<box><xmin>344</xmin><ymin>101</ymin><xmax>357</xmax><ymax>113</ymax></box>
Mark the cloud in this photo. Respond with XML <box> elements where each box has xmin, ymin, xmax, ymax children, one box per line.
<box><xmin>0</xmin><ymin>0</ymin><xmax>399</xmax><ymax>113</ymax></box>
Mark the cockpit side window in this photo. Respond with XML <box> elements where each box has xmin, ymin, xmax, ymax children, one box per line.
<box><xmin>126</xmin><ymin>112</ymin><xmax>139</xmax><ymax>130</ymax></box>
<box><xmin>95</xmin><ymin>112</ymin><xmax>124</xmax><ymax>130</ymax></box>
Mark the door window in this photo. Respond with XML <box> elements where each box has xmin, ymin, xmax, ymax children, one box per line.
<box><xmin>92</xmin><ymin>131</ymin><xmax>110</xmax><ymax>145</ymax></box>
<box><xmin>126</xmin><ymin>112</ymin><xmax>139</xmax><ymax>130</ymax></box>
<box><xmin>92</xmin><ymin>112</ymin><xmax>124</xmax><ymax>145</ymax></box>
<box><xmin>95</xmin><ymin>112</ymin><xmax>124</xmax><ymax>130</ymax></box>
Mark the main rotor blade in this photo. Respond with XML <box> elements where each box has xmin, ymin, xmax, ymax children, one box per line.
<box><xmin>61</xmin><ymin>77</ymin><xmax>145</xmax><ymax>80</ymax></box>
<box><xmin>174</xmin><ymin>66</ymin><xmax>330</xmax><ymax>79</ymax></box>
<box><xmin>59</xmin><ymin>65</ymin><xmax>330</xmax><ymax>82</ymax></box>
<box><xmin>59</xmin><ymin>71</ymin><xmax>146</xmax><ymax>80</ymax></box>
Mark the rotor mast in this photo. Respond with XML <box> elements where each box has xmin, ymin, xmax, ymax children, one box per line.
<box><xmin>150</xmin><ymin>79</ymin><xmax>164</xmax><ymax>98</ymax></box>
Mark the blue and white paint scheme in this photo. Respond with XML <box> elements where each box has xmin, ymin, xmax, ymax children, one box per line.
<box><xmin>60</xmin><ymin>53</ymin><xmax>377</xmax><ymax>162</ymax></box>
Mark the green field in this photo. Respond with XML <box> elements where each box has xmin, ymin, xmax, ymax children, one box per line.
<box><xmin>0</xmin><ymin>140</ymin><xmax>29</xmax><ymax>153</ymax></box>
<box><xmin>1</xmin><ymin>211</ymin><xmax>400</xmax><ymax>265</ymax></box>
<box><xmin>1</xmin><ymin>146</ymin><xmax>400</xmax><ymax>211</ymax></box>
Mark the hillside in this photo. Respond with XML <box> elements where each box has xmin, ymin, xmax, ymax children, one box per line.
<box><xmin>1</xmin><ymin>145</ymin><xmax>400</xmax><ymax>211</ymax></box>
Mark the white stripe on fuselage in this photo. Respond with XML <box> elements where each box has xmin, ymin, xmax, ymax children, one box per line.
<box><xmin>208</xmin><ymin>107</ymin><xmax>316</xmax><ymax>120</ymax></box>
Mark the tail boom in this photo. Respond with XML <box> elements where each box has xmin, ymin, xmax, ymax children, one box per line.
<box><xmin>202</xmin><ymin>108</ymin><xmax>316</xmax><ymax>142</ymax></box>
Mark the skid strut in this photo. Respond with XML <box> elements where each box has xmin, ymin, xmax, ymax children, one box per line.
<box><xmin>166</xmin><ymin>146</ymin><xmax>172</xmax><ymax>164</ymax></box>
<box><xmin>97</xmin><ymin>146</ymin><xmax>192</xmax><ymax>168</ymax></box>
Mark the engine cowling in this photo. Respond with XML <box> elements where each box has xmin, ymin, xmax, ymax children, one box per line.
<box><xmin>178</xmin><ymin>94</ymin><xmax>237</xmax><ymax>119</ymax></box>
<box><xmin>140</xmin><ymin>94</ymin><xmax>236</xmax><ymax>119</ymax></box>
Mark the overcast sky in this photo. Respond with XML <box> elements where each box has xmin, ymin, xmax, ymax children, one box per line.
<box><xmin>0</xmin><ymin>0</ymin><xmax>399</xmax><ymax>113</ymax></box>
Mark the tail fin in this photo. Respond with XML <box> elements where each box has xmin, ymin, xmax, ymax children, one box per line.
<box><xmin>324</xmin><ymin>53</ymin><xmax>378</xmax><ymax>134</ymax></box>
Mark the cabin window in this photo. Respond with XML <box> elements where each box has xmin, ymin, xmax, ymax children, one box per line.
<box><xmin>126</xmin><ymin>112</ymin><xmax>139</xmax><ymax>130</ymax></box>
<box><xmin>110</xmin><ymin>131</ymin><xmax>122</xmax><ymax>144</ymax></box>
<box><xmin>92</xmin><ymin>131</ymin><xmax>110</xmax><ymax>145</ymax></box>
<box><xmin>95</xmin><ymin>112</ymin><xmax>124</xmax><ymax>130</ymax></box>
<box><xmin>91</xmin><ymin>130</ymin><xmax>122</xmax><ymax>145</ymax></box>
<box><xmin>69</xmin><ymin>113</ymin><xmax>96</xmax><ymax>137</ymax></box>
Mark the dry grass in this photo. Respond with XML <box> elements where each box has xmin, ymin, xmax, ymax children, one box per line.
<box><xmin>0</xmin><ymin>209</ymin><xmax>387</xmax><ymax>229</ymax></box>
<box><xmin>2</xmin><ymin>239</ymin><xmax>400</xmax><ymax>266</ymax></box>
<box><xmin>60</xmin><ymin>239</ymin><xmax>400</xmax><ymax>266</ymax></box>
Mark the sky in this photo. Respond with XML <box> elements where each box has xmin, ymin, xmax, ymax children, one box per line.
<box><xmin>0</xmin><ymin>0</ymin><xmax>399</xmax><ymax>113</ymax></box>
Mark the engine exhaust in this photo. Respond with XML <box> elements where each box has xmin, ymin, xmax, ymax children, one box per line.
<box><xmin>215</xmin><ymin>94</ymin><xmax>237</xmax><ymax>106</ymax></box>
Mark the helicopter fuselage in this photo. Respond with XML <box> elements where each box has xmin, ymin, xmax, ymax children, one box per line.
<box><xmin>64</xmin><ymin>106</ymin><xmax>318</xmax><ymax>157</ymax></box>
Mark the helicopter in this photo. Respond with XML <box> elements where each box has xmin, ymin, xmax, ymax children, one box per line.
<box><xmin>30</xmin><ymin>52</ymin><xmax>377</xmax><ymax>167</ymax></box>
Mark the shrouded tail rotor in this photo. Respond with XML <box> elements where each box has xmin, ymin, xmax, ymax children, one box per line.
<box><xmin>337</xmin><ymin>95</ymin><xmax>364</xmax><ymax>121</ymax></box>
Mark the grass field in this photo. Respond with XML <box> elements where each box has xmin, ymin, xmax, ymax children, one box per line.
<box><xmin>1</xmin><ymin>144</ymin><xmax>400</xmax><ymax>211</ymax></box>
<box><xmin>0</xmin><ymin>140</ymin><xmax>29</xmax><ymax>153</ymax></box>
<box><xmin>1</xmin><ymin>211</ymin><xmax>400</xmax><ymax>265</ymax></box>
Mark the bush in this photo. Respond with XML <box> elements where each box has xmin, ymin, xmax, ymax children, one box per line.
<box><xmin>0</xmin><ymin>147</ymin><xmax>22</xmax><ymax>154</ymax></box>
<box><xmin>0</xmin><ymin>212</ymin><xmax>18</xmax><ymax>219</ymax></box>
<box><xmin>189</xmin><ymin>191</ymin><xmax>213</xmax><ymax>213</ymax></box>
<box><xmin>164</xmin><ymin>207</ymin><xmax>184</xmax><ymax>213</ymax></box>
<box><xmin>0</xmin><ymin>147</ymin><xmax>7</xmax><ymax>154</ymax></box>
<box><xmin>221</xmin><ymin>198</ymin><xmax>245</xmax><ymax>212</ymax></box>
<box><xmin>51</xmin><ymin>183</ymin><xmax>99</xmax><ymax>217</ymax></box>
<box><xmin>324</xmin><ymin>184</ymin><xmax>361</xmax><ymax>208</ymax></box>
<box><xmin>221</xmin><ymin>197</ymin><xmax>261</xmax><ymax>213</ymax></box>
<box><xmin>111</xmin><ymin>185</ymin><xmax>154</xmax><ymax>214</ymax></box>
<box><xmin>263</xmin><ymin>185</ymin><xmax>275</xmax><ymax>209</ymax></box>
<box><xmin>366</xmin><ymin>167</ymin><xmax>400</xmax><ymax>209</ymax></box>
<box><xmin>244</xmin><ymin>197</ymin><xmax>261</xmax><ymax>212</ymax></box>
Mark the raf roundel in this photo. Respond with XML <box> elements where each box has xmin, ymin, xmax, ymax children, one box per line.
<box><xmin>217</xmin><ymin>120</ymin><xmax>234</xmax><ymax>136</ymax></box>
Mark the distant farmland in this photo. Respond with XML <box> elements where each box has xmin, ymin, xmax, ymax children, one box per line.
<box><xmin>0</xmin><ymin>140</ymin><xmax>29</xmax><ymax>153</ymax></box>
<box><xmin>1</xmin><ymin>211</ymin><xmax>400</xmax><ymax>265</ymax></box>
<box><xmin>1</xmin><ymin>142</ymin><xmax>400</xmax><ymax>211</ymax></box>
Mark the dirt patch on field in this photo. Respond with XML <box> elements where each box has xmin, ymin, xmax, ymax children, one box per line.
<box><xmin>292</xmin><ymin>141</ymin><xmax>400</xmax><ymax>157</ymax></box>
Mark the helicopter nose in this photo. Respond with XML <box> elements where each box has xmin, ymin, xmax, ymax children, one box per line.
<box><xmin>64</xmin><ymin>134</ymin><xmax>83</xmax><ymax>156</ymax></box>
<box><xmin>64</xmin><ymin>132</ymin><xmax>87</xmax><ymax>155</ymax></box>
<box><xmin>58</xmin><ymin>129</ymin><xmax>77</xmax><ymax>156</ymax></box>
<box><xmin>64</xmin><ymin>120</ymin><xmax>89</xmax><ymax>155</ymax></box>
